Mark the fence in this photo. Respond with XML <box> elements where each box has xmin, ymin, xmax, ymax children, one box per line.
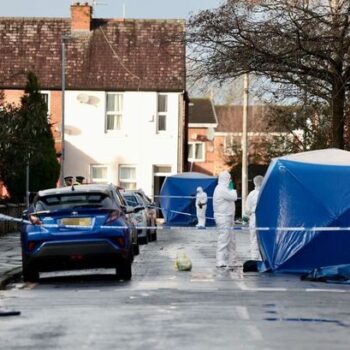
<box><xmin>0</xmin><ymin>204</ymin><xmax>26</xmax><ymax>236</ymax></box>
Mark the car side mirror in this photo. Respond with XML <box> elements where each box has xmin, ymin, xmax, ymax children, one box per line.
<box><xmin>133</xmin><ymin>205</ymin><xmax>145</xmax><ymax>213</ymax></box>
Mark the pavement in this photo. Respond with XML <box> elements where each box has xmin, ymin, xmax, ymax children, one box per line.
<box><xmin>0</xmin><ymin>232</ymin><xmax>22</xmax><ymax>289</ymax></box>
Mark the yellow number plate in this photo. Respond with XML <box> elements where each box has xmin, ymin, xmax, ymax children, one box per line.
<box><xmin>60</xmin><ymin>218</ymin><xmax>92</xmax><ymax>226</ymax></box>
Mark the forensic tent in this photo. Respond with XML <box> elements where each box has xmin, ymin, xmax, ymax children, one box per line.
<box><xmin>160</xmin><ymin>172</ymin><xmax>217</xmax><ymax>226</ymax></box>
<box><xmin>256</xmin><ymin>149</ymin><xmax>350</xmax><ymax>273</ymax></box>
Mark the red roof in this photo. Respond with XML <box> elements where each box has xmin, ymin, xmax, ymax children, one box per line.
<box><xmin>0</xmin><ymin>18</ymin><xmax>185</xmax><ymax>91</ymax></box>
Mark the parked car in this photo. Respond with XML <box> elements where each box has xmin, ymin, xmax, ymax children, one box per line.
<box><xmin>120</xmin><ymin>190</ymin><xmax>151</xmax><ymax>244</ymax></box>
<box><xmin>134</xmin><ymin>189</ymin><xmax>157</xmax><ymax>241</ymax></box>
<box><xmin>21</xmin><ymin>184</ymin><xmax>140</xmax><ymax>282</ymax></box>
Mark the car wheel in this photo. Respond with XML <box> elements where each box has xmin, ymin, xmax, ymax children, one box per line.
<box><xmin>139</xmin><ymin>234</ymin><xmax>148</xmax><ymax>245</ymax></box>
<box><xmin>116</xmin><ymin>251</ymin><xmax>132</xmax><ymax>281</ymax></box>
<box><xmin>152</xmin><ymin>230</ymin><xmax>157</xmax><ymax>242</ymax></box>
<box><xmin>133</xmin><ymin>241</ymin><xmax>140</xmax><ymax>255</ymax></box>
<box><xmin>22</xmin><ymin>254</ymin><xmax>39</xmax><ymax>283</ymax></box>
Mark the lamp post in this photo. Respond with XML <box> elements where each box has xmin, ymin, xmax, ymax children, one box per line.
<box><xmin>60</xmin><ymin>36</ymin><xmax>70</xmax><ymax>187</ymax></box>
<box><xmin>241</xmin><ymin>73</ymin><xmax>249</xmax><ymax>215</ymax></box>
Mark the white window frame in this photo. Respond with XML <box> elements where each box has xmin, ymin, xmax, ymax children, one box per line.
<box><xmin>156</xmin><ymin>94</ymin><xmax>168</xmax><ymax>133</ymax></box>
<box><xmin>105</xmin><ymin>92</ymin><xmax>123</xmax><ymax>132</ymax></box>
<box><xmin>90</xmin><ymin>164</ymin><xmax>109</xmax><ymax>183</ymax></box>
<box><xmin>40</xmin><ymin>91</ymin><xmax>51</xmax><ymax>120</ymax></box>
<box><xmin>224</xmin><ymin>134</ymin><xmax>236</xmax><ymax>155</ymax></box>
<box><xmin>188</xmin><ymin>142</ymin><xmax>205</xmax><ymax>162</ymax></box>
<box><xmin>119</xmin><ymin>165</ymin><xmax>137</xmax><ymax>190</ymax></box>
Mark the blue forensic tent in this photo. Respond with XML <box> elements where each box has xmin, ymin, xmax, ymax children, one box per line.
<box><xmin>160</xmin><ymin>172</ymin><xmax>217</xmax><ymax>226</ymax></box>
<box><xmin>256</xmin><ymin>149</ymin><xmax>350</xmax><ymax>273</ymax></box>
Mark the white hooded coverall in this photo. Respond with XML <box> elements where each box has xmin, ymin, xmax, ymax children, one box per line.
<box><xmin>213</xmin><ymin>171</ymin><xmax>238</xmax><ymax>267</ymax></box>
<box><xmin>245</xmin><ymin>175</ymin><xmax>264</xmax><ymax>260</ymax></box>
<box><xmin>195</xmin><ymin>187</ymin><xmax>207</xmax><ymax>228</ymax></box>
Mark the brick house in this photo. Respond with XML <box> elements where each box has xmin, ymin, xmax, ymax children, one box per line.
<box><xmin>214</xmin><ymin>104</ymin><xmax>287</xmax><ymax>186</ymax></box>
<box><xmin>0</xmin><ymin>2</ymin><xmax>187</xmax><ymax>199</ymax></box>
<box><xmin>187</xmin><ymin>98</ymin><xmax>218</xmax><ymax>175</ymax></box>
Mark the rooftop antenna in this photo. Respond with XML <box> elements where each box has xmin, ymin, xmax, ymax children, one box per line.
<box><xmin>91</xmin><ymin>0</ymin><xmax>108</xmax><ymax>8</ymax></box>
<box><xmin>123</xmin><ymin>3</ymin><xmax>126</xmax><ymax>19</ymax></box>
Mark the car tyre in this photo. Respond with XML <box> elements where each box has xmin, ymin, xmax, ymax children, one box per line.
<box><xmin>22</xmin><ymin>254</ymin><xmax>39</xmax><ymax>283</ymax></box>
<box><xmin>116</xmin><ymin>259</ymin><xmax>132</xmax><ymax>281</ymax></box>
<box><xmin>133</xmin><ymin>241</ymin><xmax>140</xmax><ymax>255</ymax></box>
<box><xmin>151</xmin><ymin>230</ymin><xmax>157</xmax><ymax>242</ymax></box>
<box><xmin>139</xmin><ymin>234</ymin><xmax>148</xmax><ymax>245</ymax></box>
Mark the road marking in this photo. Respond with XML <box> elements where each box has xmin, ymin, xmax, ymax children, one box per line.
<box><xmin>246</xmin><ymin>325</ymin><xmax>263</xmax><ymax>340</ymax></box>
<box><xmin>305</xmin><ymin>288</ymin><xmax>347</xmax><ymax>293</ymax></box>
<box><xmin>190</xmin><ymin>279</ymin><xmax>215</xmax><ymax>282</ymax></box>
<box><xmin>236</xmin><ymin>282</ymin><xmax>249</xmax><ymax>290</ymax></box>
<box><xmin>236</xmin><ymin>306</ymin><xmax>250</xmax><ymax>320</ymax></box>
<box><xmin>237</xmin><ymin>283</ymin><xmax>349</xmax><ymax>293</ymax></box>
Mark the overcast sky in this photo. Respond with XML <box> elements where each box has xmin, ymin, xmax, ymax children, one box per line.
<box><xmin>1</xmin><ymin>0</ymin><xmax>224</xmax><ymax>19</ymax></box>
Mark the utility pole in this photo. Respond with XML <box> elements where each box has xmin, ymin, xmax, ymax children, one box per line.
<box><xmin>241</xmin><ymin>73</ymin><xmax>249</xmax><ymax>215</ymax></box>
<box><xmin>60</xmin><ymin>36</ymin><xmax>70</xmax><ymax>187</ymax></box>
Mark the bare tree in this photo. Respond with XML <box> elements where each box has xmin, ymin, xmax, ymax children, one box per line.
<box><xmin>188</xmin><ymin>0</ymin><xmax>350</xmax><ymax>148</ymax></box>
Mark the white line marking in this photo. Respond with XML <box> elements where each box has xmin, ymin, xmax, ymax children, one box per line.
<box><xmin>306</xmin><ymin>288</ymin><xmax>347</xmax><ymax>293</ymax></box>
<box><xmin>246</xmin><ymin>326</ymin><xmax>263</xmax><ymax>340</ymax></box>
<box><xmin>236</xmin><ymin>282</ymin><xmax>249</xmax><ymax>290</ymax></box>
<box><xmin>236</xmin><ymin>306</ymin><xmax>250</xmax><ymax>320</ymax></box>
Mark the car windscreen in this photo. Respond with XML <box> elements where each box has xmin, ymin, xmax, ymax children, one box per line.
<box><xmin>123</xmin><ymin>194</ymin><xmax>139</xmax><ymax>208</ymax></box>
<box><xmin>34</xmin><ymin>192</ymin><xmax>116</xmax><ymax>211</ymax></box>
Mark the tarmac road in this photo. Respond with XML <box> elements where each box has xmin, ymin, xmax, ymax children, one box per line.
<box><xmin>0</xmin><ymin>228</ymin><xmax>350</xmax><ymax>349</ymax></box>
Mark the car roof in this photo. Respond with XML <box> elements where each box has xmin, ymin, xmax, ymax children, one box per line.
<box><xmin>37</xmin><ymin>184</ymin><xmax>115</xmax><ymax>197</ymax></box>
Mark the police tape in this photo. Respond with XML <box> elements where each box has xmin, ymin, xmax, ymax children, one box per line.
<box><xmin>2</xmin><ymin>209</ymin><xmax>350</xmax><ymax>232</ymax></box>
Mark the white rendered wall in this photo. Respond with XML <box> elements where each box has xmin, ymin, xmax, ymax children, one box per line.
<box><xmin>64</xmin><ymin>91</ymin><xmax>182</xmax><ymax>196</ymax></box>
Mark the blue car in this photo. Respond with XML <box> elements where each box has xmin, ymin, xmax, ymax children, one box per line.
<box><xmin>21</xmin><ymin>184</ymin><xmax>139</xmax><ymax>282</ymax></box>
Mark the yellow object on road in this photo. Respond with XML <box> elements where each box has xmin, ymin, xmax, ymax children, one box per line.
<box><xmin>175</xmin><ymin>252</ymin><xmax>192</xmax><ymax>271</ymax></box>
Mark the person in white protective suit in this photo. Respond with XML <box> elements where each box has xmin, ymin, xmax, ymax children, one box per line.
<box><xmin>244</xmin><ymin>175</ymin><xmax>264</xmax><ymax>260</ymax></box>
<box><xmin>213</xmin><ymin>171</ymin><xmax>238</xmax><ymax>267</ymax></box>
<box><xmin>195</xmin><ymin>186</ymin><xmax>208</xmax><ymax>228</ymax></box>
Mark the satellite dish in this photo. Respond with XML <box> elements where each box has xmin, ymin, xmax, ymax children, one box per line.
<box><xmin>206</xmin><ymin>127</ymin><xmax>215</xmax><ymax>141</ymax></box>
<box><xmin>77</xmin><ymin>93</ymin><xmax>89</xmax><ymax>104</ymax></box>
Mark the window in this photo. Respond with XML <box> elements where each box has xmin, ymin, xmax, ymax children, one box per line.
<box><xmin>188</xmin><ymin>142</ymin><xmax>205</xmax><ymax>162</ymax></box>
<box><xmin>224</xmin><ymin>135</ymin><xmax>236</xmax><ymax>155</ymax></box>
<box><xmin>153</xmin><ymin>165</ymin><xmax>172</xmax><ymax>174</ymax></box>
<box><xmin>106</xmin><ymin>93</ymin><xmax>123</xmax><ymax>131</ymax></box>
<box><xmin>157</xmin><ymin>94</ymin><xmax>168</xmax><ymax>132</ymax></box>
<box><xmin>91</xmin><ymin>165</ymin><xmax>108</xmax><ymax>183</ymax></box>
<box><xmin>119</xmin><ymin>165</ymin><xmax>136</xmax><ymax>190</ymax></box>
<box><xmin>40</xmin><ymin>91</ymin><xmax>50</xmax><ymax>119</ymax></box>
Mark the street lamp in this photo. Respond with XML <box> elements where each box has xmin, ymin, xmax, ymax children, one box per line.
<box><xmin>60</xmin><ymin>35</ymin><xmax>70</xmax><ymax>187</ymax></box>
<box><xmin>241</xmin><ymin>73</ymin><xmax>249</xmax><ymax>214</ymax></box>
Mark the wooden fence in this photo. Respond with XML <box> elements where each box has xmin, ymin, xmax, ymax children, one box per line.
<box><xmin>0</xmin><ymin>204</ymin><xmax>26</xmax><ymax>236</ymax></box>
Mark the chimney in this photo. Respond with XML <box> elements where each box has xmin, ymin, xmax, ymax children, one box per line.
<box><xmin>71</xmin><ymin>2</ymin><xmax>92</xmax><ymax>32</ymax></box>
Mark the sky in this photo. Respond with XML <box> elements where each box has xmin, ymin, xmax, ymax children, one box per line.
<box><xmin>1</xmin><ymin>0</ymin><xmax>224</xmax><ymax>19</ymax></box>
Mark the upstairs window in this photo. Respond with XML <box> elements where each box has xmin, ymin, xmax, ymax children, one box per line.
<box><xmin>106</xmin><ymin>93</ymin><xmax>123</xmax><ymax>132</ymax></box>
<box><xmin>188</xmin><ymin>142</ymin><xmax>205</xmax><ymax>162</ymax></box>
<box><xmin>157</xmin><ymin>94</ymin><xmax>168</xmax><ymax>132</ymax></box>
<box><xmin>40</xmin><ymin>91</ymin><xmax>50</xmax><ymax>120</ymax></box>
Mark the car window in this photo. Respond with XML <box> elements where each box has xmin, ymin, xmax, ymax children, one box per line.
<box><xmin>123</xmin><ymin>194</ymin><xmax>139</xmax><ymax>207</ymax></box>
<box><xmin>35</xmin><ymin>192</ymin><xmax>116</xmax><ymax>211</ymax></box>
<box><xmin>134</xmin><ymin>193</ymin><xmax>145</xmax><ymax>205</ymax></box>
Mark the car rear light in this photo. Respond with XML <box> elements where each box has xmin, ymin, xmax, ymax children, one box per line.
<box><xmin>105</xmin><ymin>210</ymin><xmax>122</xmax><ymax>224</ymax></box>
<box><xmin>70</xmin><ymin>255</ymin><xmax>83</xmax><ymax>261</ymax></box>
<box><xmin>28</xmin><ymin>241</ymin><xmax>38</xmax><ymax>252</ymax></box>
<box><xmin>112</xmin><ymin>237</ymin><xmax>125</xmax><ymax>248</ymax></box>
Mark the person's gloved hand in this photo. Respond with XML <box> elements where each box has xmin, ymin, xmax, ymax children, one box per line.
<box><xmin>242</xmin><ymin>215</ymin><xmax>249</xmax><ymax>225</ymax></box>
<box><xmin>228</xmin><ymin>180</ymin><xmax>235</xmax><ymax>190</ymax></box>
<box><xmin>198</xmin><ymin>203</ymin><xmax>203</xmax><ymax>209</ymax></box>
